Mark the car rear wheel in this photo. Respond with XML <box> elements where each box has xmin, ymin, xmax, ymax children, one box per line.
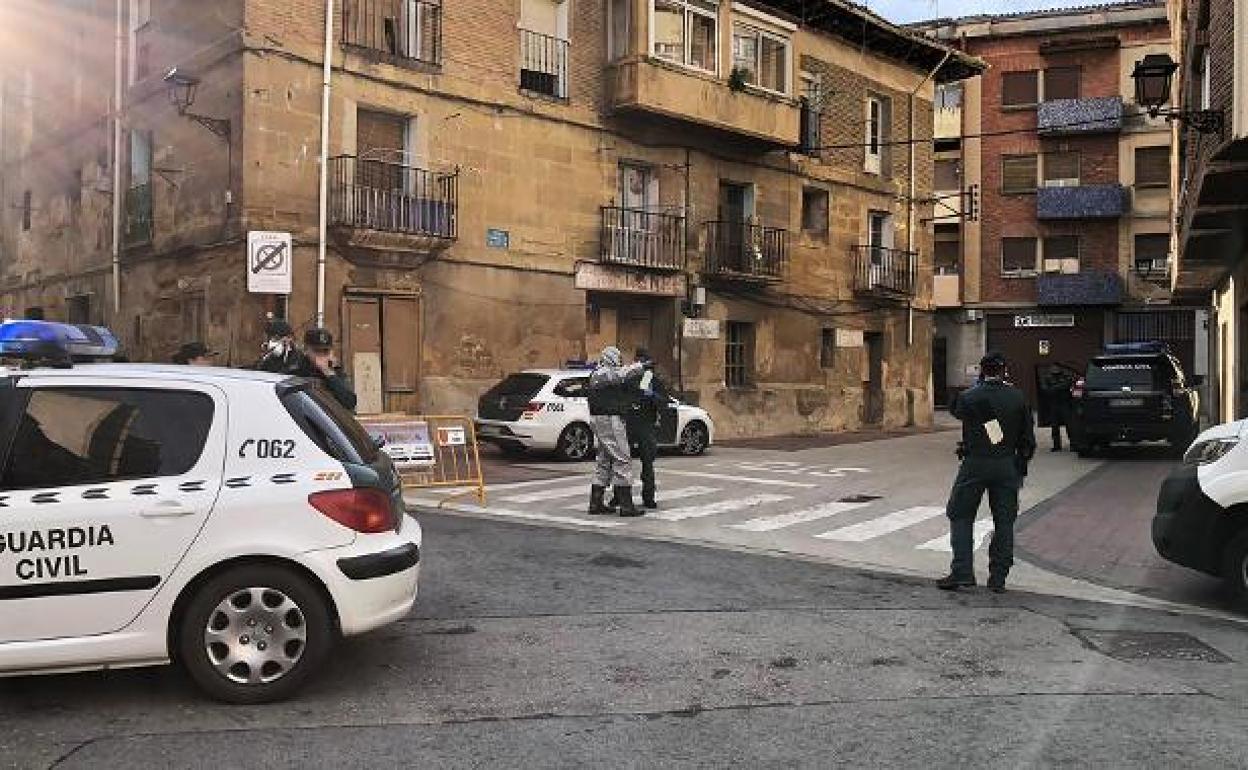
<box><xmin>556</xmin><ymin>423</ymin><xmax>594</xmax><ymax>462</ymax></box>
<box><xmin>1221</xmin><ymin>530</ymin><xmax>1248</xmax><ymax>603</ymax></box>
<box><xmin>679</xmin><ymin>421</ymin><xmax>710</xmax><ymax>456</ymax></box>
<box><xmin>178</xmin><ymin>564</ymin><xmax>333</xmax><ymax>704</ymax></box>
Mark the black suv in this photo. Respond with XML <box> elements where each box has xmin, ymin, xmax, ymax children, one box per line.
<box><xmin>1070</xmin><ymin>342</ymin><xmax>1202</xmax><ymax>456</ymax></box>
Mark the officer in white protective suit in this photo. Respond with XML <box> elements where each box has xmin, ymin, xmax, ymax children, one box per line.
<box><xmin>586</xmin><ymin>346</ymin><xmax>646</xmax><ymax>517</ymax></box>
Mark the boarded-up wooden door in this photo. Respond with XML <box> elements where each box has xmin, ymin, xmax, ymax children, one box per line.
<box><xmin>345</xmin><ymin>296</ymin><xmax>384</xmax><ymax>415</ymax></box>
<box><xmin>381</xmin><ymin>295</ymin><xmax>420</xmax><ymax>414</ymax></box>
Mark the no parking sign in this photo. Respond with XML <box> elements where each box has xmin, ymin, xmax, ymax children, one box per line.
<box><xmin>247</xmin><ymin>231</ymin><xmax>293</xmax><ymax>294</ymax></box>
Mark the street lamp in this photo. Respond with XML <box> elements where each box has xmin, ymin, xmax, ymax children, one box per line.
<box><xmin>163</xmin><ymin>67</ymin><xmax>231</xmax><ymax>141</ymax></box>
<box><xmin>1130</xmin><ymin>53</ymin><xmax>1224</xmax><ymax>134</ymax></box>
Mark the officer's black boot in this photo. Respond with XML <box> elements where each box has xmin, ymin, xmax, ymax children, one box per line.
<box><xmin>642</xmin><ymin>493</ymin><xmax>658</xmax><ymax>510</ymax></box>
<box><xmin>588</xmin><ymin>485</ymin><xmax>613</xmax><ymax>516</ymax></box>
<box><xmin>614</xmin><ymin>485</ymin><xmax>643</xmax><ymax>517</ymax></box>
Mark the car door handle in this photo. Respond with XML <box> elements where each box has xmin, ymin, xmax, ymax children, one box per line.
<box><xmin>141</xmin><ymin>501</ymin><xmax>195</xmax><ymax>519</ymax></box>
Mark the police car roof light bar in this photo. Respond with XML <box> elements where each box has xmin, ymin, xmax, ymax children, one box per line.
<box><xmin>1104</xmin><ymin>341</ymin><xmax>1169</xmax><ymax>355</ymax></box>
<box><xmin>0</xmin><ymin>320</ymin><xmax>120</xmax><ymax>366</ymax></box>
<box><xmin>564</xmin><ymin>360</ymin><xmax>595</xmax><ymax>370</ymax></box>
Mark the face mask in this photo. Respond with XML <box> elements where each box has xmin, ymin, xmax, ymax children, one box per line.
<box><xmin>264</xmin><ymin>339</ymin><xmax>288</xmax><ymax>357</ymax></box>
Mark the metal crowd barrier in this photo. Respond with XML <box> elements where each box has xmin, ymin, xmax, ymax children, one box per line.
<box><xmin>356</xmin><ymin>414</ymin><xmax>486</xmax><ymax>507</ymax></box>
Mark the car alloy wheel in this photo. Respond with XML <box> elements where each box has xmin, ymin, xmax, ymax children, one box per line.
<box><xmin>679</xmin><ymin>422</ymin><xmax>708</xmax><ymax>456</ymax></box>
<box><xmin>559</xmin><ymin>423</ymin><xmax>594</xmax><ymax>461</ymax></box>
<box><xmin>204</xmin><ymin>587</ymin><xmax>308</xmax><ymax>685</ymax></box>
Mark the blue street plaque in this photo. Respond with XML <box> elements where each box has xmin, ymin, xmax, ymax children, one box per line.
<box><xmin>486</xmin><ymin>228</ymin><xmax>510</xmax><ymax>249</ymax></box>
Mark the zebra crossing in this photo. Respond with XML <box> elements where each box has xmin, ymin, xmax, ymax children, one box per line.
<box><xmin>415</xmin><ymin>469</ymin><xmax>999</xmax><ymax>561</ymax></box>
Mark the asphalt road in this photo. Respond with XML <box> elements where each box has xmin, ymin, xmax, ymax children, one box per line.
<box><xmin>5</xmin><ymin>513</ymin><xmax>1248</xmax><ymax>768</ymax></box>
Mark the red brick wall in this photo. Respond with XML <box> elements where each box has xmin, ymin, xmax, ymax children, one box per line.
<box><xmin>968</xmin><ymin>30</ymin><xmax>1144</xmax><ymax>306</ymax></box>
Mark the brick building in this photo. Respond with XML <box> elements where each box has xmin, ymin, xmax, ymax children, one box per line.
<box><xmin>0</xmin><ymin>0</ymin><xmax>980</xmax><ymax>437</ymax></box>
<box><xmin>919</xmin><ymin>2</ymin><xmax>1206</xmax><ymax>408</ymax></box>
<box><xmin>1168</xmin><ymin>0</ymin><xmax>1248</xmax><ymax>423</ymax></box>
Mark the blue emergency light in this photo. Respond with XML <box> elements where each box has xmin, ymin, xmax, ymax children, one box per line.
<box><xmin>0</xmin><ymin>320</ymin><xmax>120</xmax><ymax>364</ymax></box>
<box><xmin>1104</xmin><ymin>341</ymin><xmax>1169</xmax><ymax>355</ymax></box>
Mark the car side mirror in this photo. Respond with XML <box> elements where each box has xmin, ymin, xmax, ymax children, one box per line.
<box><xmin>373</xmin><ymin>435</ymin><xmax>387</xmax><ymax>450</ymax></box>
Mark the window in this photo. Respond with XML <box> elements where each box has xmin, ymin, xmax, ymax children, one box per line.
<box><xmin>934</xmin><ymin>223</ymin><xmax>960</xmax><ymax>274</ymax></box>
<box><xmin>1135</xmin><ymin>233</ymin><xmax>1170</xmax><ymax>271</ymax></box>
<box><xmin>66</xmin><ymin>295</ymin><xmax>91</xmax><ymax>325</ymax></box>
<box><xmin>1001</xmin><ymin>237</ymin><xmax>1038</xmax><ymax>275</ymax></box>
<box><xmin>1001</xmin><ymin>70</ymin><xmax>1038</xmax><ymax>108</ymax></box>
<box><xmin>725</xmin><ymin>321</ymin><xmax>754</xmax><ymax>389</ymax></box>
<box><xmin>934</xmin><ymin>159</ymin><xmax>960</xmax><ymax>191</ymax></box>
<box><xmin>865</xmin><ymin>96</ymin><xmax>887</xmax><ymax>174</ymax></box>
<box><xmin>553</xmin><ymin>377</ymin><xmax>589</xmax><ymax>398</ymax></box>
<box><xmin>1002</xmin><ymin>154</ymin><xmax>1038</xmax><ymax>194</ymax></box>
<box><xmin>608</xmin><ymin>0</ymin><xmax>631</xmax><ymax>60</ymax></box>
<box><xmin>280</xmin><ymin>385</ymin><xmax>378</xmax><ymax>466</ymax></box>
<box><xmin>731</xmin><ymin>23</ymin><xmax>789</xmax><ymax>93</ymax></box>
<box><xmin>653</xmin><ymin>0</ymin><xmax>718</xmax><ymax>73</ymax></box>
<box><xmin>801</xmin><ymin>187</ymin><xmax>829</xmax><ymax>236</ymax></box>
<box><xmin>935</xmin><ymin>83</ymin><xmax>963</xmax><ymax>112</ymax></box>
<box><xmin>820</xmin><ymin>329</ymin><xmax>835</xmax><ymax>369</ymax></box>
<box><xmin>1042</xmin><ymin>235</ymin><xmax>1079</xmax><ymax>273</ymax></box>
<box><xmin>1043</xmin><ymin>66</ymin><xmax>1080</xmax><ymax>100</ymax></box>
<box><xmin>1200</xmin><ymin>47</ymin><xmax>1211</xmax><ymax>111</ymax></box>
<box><xmin>125</xmin><ymin>130</ymin><xmax>153</xmax><ymax>244</ymax></box>
<box><xmin>1042</xmin><ymin>151</ymin><xmax>1080</xmax><ymax>187</ymax></box>
<box><xmin>341</xmin><ymin>0</ymin><xmax>443</xmax><ymax>64</ymax></box>
<box><xmin>1135</xmin><ymin>146</ymin><xmax>1170</xmax><ymax>188</ymax></box>
<box><xmin>181</xmin><ymin>292</ymin><xmax>206</xmax><ymax>343</ymax></box>
<box><xmin>519</xmin><ymin>0</ymin><xmax>569</xmax><ymax>98</ymax></box>
<box><xmin>2</xmin><ymin>388</ymin><xmax>215</xmax><ymax>491</ymax></box>
<box><xmin>20</xmin><ymin>190</ymin><xmax>31</xmax><ymax>231</ymax></box>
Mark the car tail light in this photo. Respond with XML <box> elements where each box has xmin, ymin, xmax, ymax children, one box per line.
<box><xmin>1071</xmin><ymin>379</ymin><xmax>1085</xmax><ymax>399</ymax></box>
<box><xmin>308</xmin><ymin>488</ymin><xmax>397</xmax><ymax>533</ymax></box>
<box><xmin>520</xmin><ymin>402</ymin><xmax>545</xmax><ymax>419</ymax></box>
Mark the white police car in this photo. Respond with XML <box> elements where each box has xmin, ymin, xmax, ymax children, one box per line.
<box><xmin>0</xmin><ymin>321</ymin><xmax>421</xmax><ymax>703</ymax></box>
<box><xmin>475</xmin><ymin>368</ymin><xmax>715</xmax><ymax>460</ymax></box>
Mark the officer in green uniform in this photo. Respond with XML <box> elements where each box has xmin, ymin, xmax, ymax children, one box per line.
<box><xmin>938</xmin><ymin>352</ymin><xmax>1036</xmax><ymax>593</ymax></box>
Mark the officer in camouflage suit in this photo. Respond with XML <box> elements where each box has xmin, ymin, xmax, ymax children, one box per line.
<box><xmin>586</xmin><ymin>346</ymin><xmax>646</xmax><ymax>517</ymax></box>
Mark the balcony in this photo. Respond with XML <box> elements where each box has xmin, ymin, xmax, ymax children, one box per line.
<box><xmin>1133</xmin><ymin>259</ymin><xmax>1172</xmax><ymax>285</ymax></box>
<box><xmin>600</xmin><ymin>207</ymin><xmax>685</xmax><ymax>271</ymax></box>
<box><xmin>341</xmin><ymin>0</ymin><xmax>442</xmax><ymax>66</ymax></box>
<box><xmin>606</xmin><ymin>59</ymin><xmax>801</xmax><ymax>147</ymax></box>
<box><xmin>1037</xmin><ymin>96</ymin><xmax>1123</xmax><ymax>137</ymax></box>
<box><xmin>851</xmin><ymin>246</ymin><xmax>917</xmax><ymax>299</ymax></box>
<box><xmin>1036</xmin><ymin>183</ymin><xmax>1129</xmax><ymax>220</ymax></box>
<box><xmin>1037</xmin><ymin>271</ymin><xmax>1123</xmax><ymax>307</ymax></box>
<box><xmin>328</xmin><ymin>156</ymin><xmax>457</xmax><ymax>253</ymax></box>
<box><xmin>519</xmin><ymin>29</ymin><xmax>568</xmax><ymax>99</ymax></box>
<box><xmin>933</xmin><ymin>270</ymin><xmax>961</xmax><ymax>308</ymax></box>
<box><xmin>703</xmin><ymin>222</ymin><xmax>787</xmax><ymax>282</ymax></box>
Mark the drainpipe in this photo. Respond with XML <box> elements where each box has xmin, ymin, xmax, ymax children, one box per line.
<box><xmin>111</xmin><ymin>0</ymin><xmax>125</xmax><ymax>321</ymax></box>
<box><xmin>315</xmin><ymin>0</ymin><xmax>335</xmax><ymax>327</ymax></box>
<box><xmin>907</xmin><ymin>49</ymin><xmax>951</xmax><ymax>347</ymax></box>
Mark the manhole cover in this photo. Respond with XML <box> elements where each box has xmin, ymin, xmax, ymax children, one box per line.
<box><xmin>839</xmin><ymin>494</ymin><xmax>882</xmax><ymax>503</ymax></box>
<box><xmin>1074</xmin><ymin>630</ymin><xmax>1232</xmax><ymax>663</ymax></box>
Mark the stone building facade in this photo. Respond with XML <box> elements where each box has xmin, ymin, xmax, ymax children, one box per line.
<box><xmin>0</xmin><ymin>0</ymin><xmax>979</xmax><ymax>437</ymax></box>
<box><xmin>919</xmin><ymin>2</ymin><xmax>1205</xmax><ymax>408</ymax></box>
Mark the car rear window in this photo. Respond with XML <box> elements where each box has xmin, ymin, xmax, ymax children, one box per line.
<box><xmin>485</xmin><ymin>373</ymin><xmax>550</xmax><ymax>399</ymax></box>
<box><xmin>1086</xmin><ymin>358</ymin><xmax>1161</xmax><ymax>391</ymax></box>
<box><xmin>281</xmin><ymin>382</ymin><xmax>379</xmax><ymax>465</ymax></box>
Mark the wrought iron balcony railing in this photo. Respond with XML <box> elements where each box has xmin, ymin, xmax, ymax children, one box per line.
<box><xmin>600</xmin><ymin>207</ymin><xmax>685</xmax><ymax>271</ymax></box>
<box><xmin>703</xmin><ymin>221</ymin><xmax>788</xmax><ymax>282</ymax></box>
<box><xmin>851</xmin><ymin>245</ymin><xmax>917</xmax><ymax>298</ymax></box>
<box><xmin>342</xmin><ymin>0</ymin><xmax>442</xmax><ymax>65</ymax></box>
<box><xmin>519</xmin><ymin>29</ymin><xmax>568</xmax><ymax>99</ymax></box>
<box><xmin>328</xmin><ymin>155</ymin><xmax>457</xmax><ymax>240</ymax></box>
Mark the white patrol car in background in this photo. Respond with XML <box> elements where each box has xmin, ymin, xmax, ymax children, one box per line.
<box><xmin>474</xmin><ymin>368</ymin><xmax>715</xmax><ymax>461</ymax></box>
<box><xmin>0</xmin><ymin>321</ymin><xmax>421</xmax><ymax>703</ymax></box>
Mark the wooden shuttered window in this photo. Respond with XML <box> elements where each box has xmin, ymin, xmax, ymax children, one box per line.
<box><xmin>1002</xmin><ymin>154</ymin><xmax>1038</xmax><ymax>193</ymax></box>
